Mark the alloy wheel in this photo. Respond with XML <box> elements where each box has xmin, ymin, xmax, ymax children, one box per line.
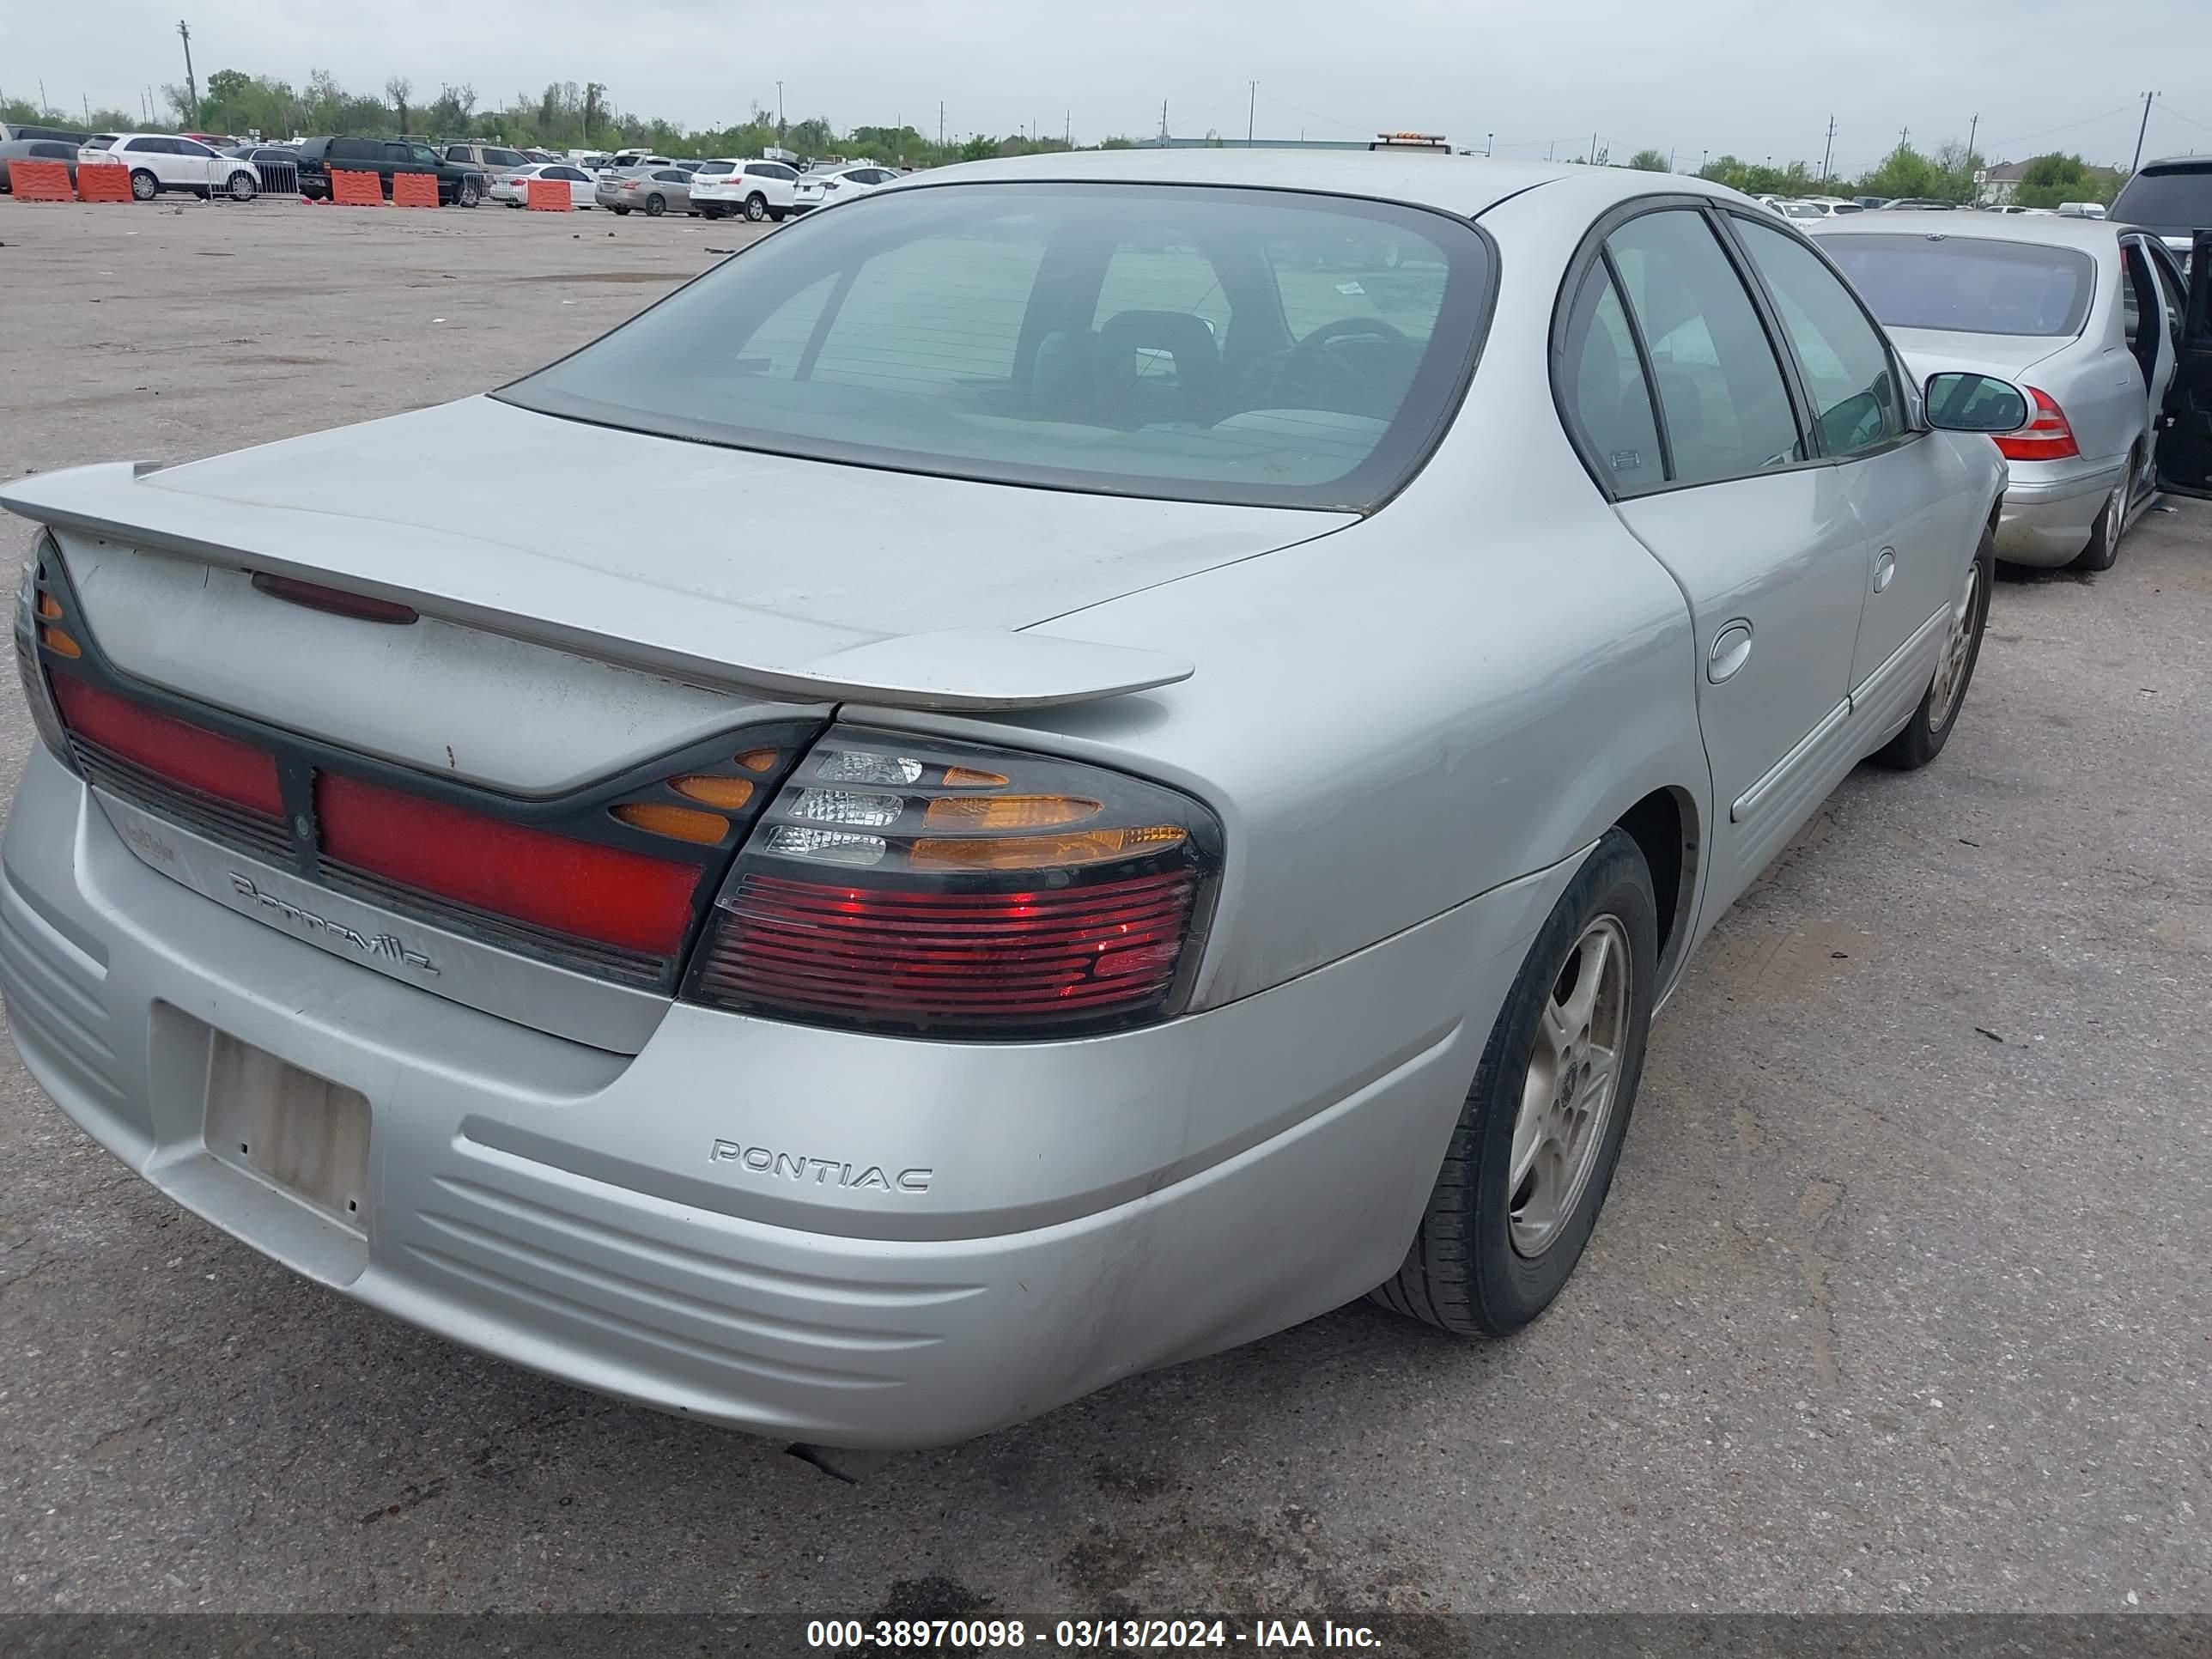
<box><xmin>1926</xmin><ymin>562</ymin><xmax>1982</xmax><ymax>732</ymax></box>
<box><xmin>1509</xmin><ymin>915</ymin><xmax>1632</xmax><ymax>1257</ymax></box>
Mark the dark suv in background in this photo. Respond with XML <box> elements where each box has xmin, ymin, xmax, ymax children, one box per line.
<box><xmin>295</xmin><ymin>137</ymin><xmax>487</xmax><ymax>205</ymax></box>
<box><xmin>2113</xmin><ymin>156</ymin><xmax>2212</xmax><ymax>267</ymax></box>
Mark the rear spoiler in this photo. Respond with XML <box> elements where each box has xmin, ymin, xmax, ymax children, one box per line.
<box><xmin>1</xmin><ymin>463</ymin><xmax>1194</xmax><ymax>713</ymax></box>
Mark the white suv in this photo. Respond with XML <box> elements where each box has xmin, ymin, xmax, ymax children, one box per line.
<box><xmin>82</xmin><ymin>133</ymin><xmax>260</xmax><ymax>201</ymax></box>
<box><xmin>687</xmin><ymin>159</ymin><xmax>801</xmax><ymax>222</ymax></box>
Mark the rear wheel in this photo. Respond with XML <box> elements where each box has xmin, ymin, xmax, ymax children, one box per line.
<box><xmin>745</xmin><ymin>192</ymin><xmax>768</xmax><ymax>222</ymax></box>
<box><xmin>1873</xmin><ymin>526</ymin><xmax>1992</xmax><ymax>769</ymax></box>
<box><xmin>701</xmin><ymin>204</ymin><xmax>723</xmax><ymax>220</ymax></box>
<box><xmin>610</xmin><ymin>204</ymin><xmax>630</xmax><ymax>216</ymax></box>
<box><xmin>1372</xmin><ymin>828</ymin><xmax>1658</xmax><ymax>1337</ymax></box>
<box><xmin>226</xmin><ymin>170</ymin><xmax>257</xmax><ymax>202</ymax></box>
<box><xmin>2068</xmin><ymin>468</ymin><xmax>2132</xmax><ymax>574</ymax></box>
<box><xmin>458</xmin><ymin>176</ymin><xmax>482</xmax><ymax>208</ymax></box>
<box><xmin>130</xmin><ymin>168</ymin><xmax>158</xmax><ymax>200</ymax></box>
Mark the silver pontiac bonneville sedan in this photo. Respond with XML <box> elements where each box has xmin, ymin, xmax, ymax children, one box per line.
<box><xmin>1</xmin><ymin>151</ymin><xmax>2032</xmax><ymax>1452</ymax></box>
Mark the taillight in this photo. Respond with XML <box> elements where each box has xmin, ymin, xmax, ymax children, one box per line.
<box><xmin>315</xmin><ymin>772</ymin><xmax>704</xmax><ymax>956</ymax></box>
<box><xmin>1994</xmin><ymin>387</ymin><xmax>2080</xmax><ymax>461</ymax></box>
<box><xmin>685</xmin><ymin>730</ymin><xmax>1220</xmax><ymax>1037</ymax></box>
<box><xmin>13</xmin><ymin>548</ymin><xmax>72</xmax><ymax>765</ymax></box>
<box><xmin>52</xmin><ymin>673</ymin><xmax>283</xmax><ymax>817</ymax></box>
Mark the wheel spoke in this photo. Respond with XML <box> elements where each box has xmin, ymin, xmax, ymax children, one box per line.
<box><xmin>1510</xmin><ymin>1107</ymin><xmax>1547</xmax><ymax>1195</ymax></box>
<box><xmin>1563</xmin><ymin>929</ymin><xmax>1611</xmax><ymax>1033</ymax></box>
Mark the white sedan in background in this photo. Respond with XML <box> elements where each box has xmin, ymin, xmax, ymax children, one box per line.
<box><xmin>491</xmin><ymin>162</ymin><xmax>598</xmax><ymax>209</ymax></box>
<box><xmin>790</xmin><ymin>165</ymin><xmax>901</xmax><ymax>214</ymax></box>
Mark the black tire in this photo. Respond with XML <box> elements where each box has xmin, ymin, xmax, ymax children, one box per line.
<box><xmin>1872</xmin><ymin>525</ymin><xmax>1994</xmax><ymax>770</ymax></box>
<box><xmin>611</xmin><ymin>204</ymin><xmax>630</xmax><ymax>216</ymax></box>
<box><xmin>1372</xmin><ymin>828</ymin><xmax>1659</xmax><ymax>1337</ymax></box>
<box><xmin>700</xmin><ymin>204</ymin><xmax>722</xmax><ymax>220</ymax></box>
<box><xmin>769</xmin><ymin>207</ymin><xmax>789</xmax><ymax>222</ymax></box>
<box><xmin>130</xmin><ymin>169</ymin><xmax>158</xmax><ymax>201</ymax></box>
<box><xmin>645</xmin><ymin>193</ymin><xmax>666</xmax><ymax>217</ymax></box>
<box><xmin>2066</xmin><ymin>467</ymin><xmax>2130</xmax><ymax>574</ymax></box>
<box><xmin>459</xmin><ymin>177</ymin><xmax>482</xmax><ymax>208</ymax></box>
<box><xmin>745</xmin><ymin>192</ymin><xmax>768</xmax><ymax>222</ymax></box>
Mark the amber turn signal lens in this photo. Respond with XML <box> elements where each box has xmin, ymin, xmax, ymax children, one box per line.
<box><xmin>941</xmin><ymin>765</ymin><xmax>1009</xmax><ymax>787</ymax></box>
<box><xmin>40</xmin><ymin>627</ymin><xmax>82</xmax><ymax>659</ymax></box>
<box><xmin>923</xmin><ymin>794</ymin><xmax>1101</xmax><ymax>830</ymax></box>
<box><xmin>910</xmin><ymin>825</ymin><xmax>1186</xmax><ymax>871</ymax></box>
<box><xmin>670</xmin><ymin>775</ymin><xmax>755</xmax><ymax>810</ymax></box>
<box><xmin>35</xmin><ymin>593</ymin><xmax>61</xmax><ymax>621</ymax></box>
<box><xmin>736</xmin><ymin>749</ymin><xmax>780</xmax><ymax>774</ymax></box>
<box><xmin>611</xmin><ymin>802</ymin><xmax>729</xmax><ymax>844</ymax></box>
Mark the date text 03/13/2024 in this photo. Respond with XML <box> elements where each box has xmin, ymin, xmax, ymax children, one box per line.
<box><xmin>805</xmin><ymin>1619</ymin><xmax>1382</xmax><ymax>1650</ymax></box>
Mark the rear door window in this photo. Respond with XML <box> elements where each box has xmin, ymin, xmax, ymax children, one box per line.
<box><xmin>1606</xmin><ymin>209</ymin><xmax>1806</xmax><ymax>486</ymax></box>
<box><xmin>1558</xmin><ymin>262</ymin><xmax>1666</xmax><ymax>495</ymax></box>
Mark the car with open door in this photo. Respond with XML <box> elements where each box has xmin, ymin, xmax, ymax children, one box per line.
<box><xmin>0</xmin><ymin>150</ymin><xmax>2021</xmax><ymax>1453</ymax></box>
<box><xmin>1812</xmin><ymin>211</ymin><xmax>2183</xmax><ymax>570</ymax></box>
<box><xmin>2152</xmin><ymin>230</ymin><xmax>2212</xmax><ymax>501</ymax></box>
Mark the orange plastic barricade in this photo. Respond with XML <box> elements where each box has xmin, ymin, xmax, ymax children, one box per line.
<box><xmin>76</xmin><ymin>164</ymin><xmax>132</xmax><ymax>203</ymax></box>
<box><xmin>391</xmin><ymin>172</ymin><xmax>439</xmax><ymax>209</ymax></box>
<box><xmin>526</xmin><ymin>178</ymin><xmax>573</xmax><ymax>211</ymax></box>
<box><xmin>10</xmin><ymin>160</ymin><xmax>74</xmax><ymax>202</ymax></box>
<box><xmin>329</xmin><ymin>168</ymin><xmax>384</xmax><ymax>207</ymax></box>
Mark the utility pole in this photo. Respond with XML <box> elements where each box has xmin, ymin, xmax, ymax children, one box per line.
<box><xmin>1820</xmin><ymin>115</ymin><xmax>1836</xmax><ymax>181</ymax></box>
<box><xmin>1064</xmin><ymin>109</ymin><xmax>1070</xmax><ymax>146</ymax></box>
<box><xmin>1966</xmin><ymin>111</ymin><xmax>1979</xmax><ymax>161</ymax></box>
<box><xmin>1546</xmin><ymin>140</ymin><xmax>1554</xmax><ymax>161</ymax></box>
<box><xmin>775</xmin><ymin>80</ymin><xmax>785</xmax><ymax>134</ymax></box>
<box><xmin>1247</xmin><ymin>81</ymin><xmax>1256</xmax><ymax>146</ymax></box>
<box><xmin>1590</xmin><ymin>130</ymin><xmax>1599</xmax><ymax>165</ymax></box>
<box><xmin>1486</xmin><ymin>131</ymin><xmax>1493</xmax><ymax>157</ymax></box>
<box><xmin>2133</xmin><ymin>90</ymin><xmax>2159</xmax><ymax>173</ymax></box>
<box><xmin>1160</xmin><ymin>98</ymin><xmax>1169</xmax><ymax>147</ymax></box>
<box><xmin>939</xmin><ymin>102</ymin><xmax>945</xmax><ymax>148</ymax></box>
<box><xmin>176</xmin><ymin>20</ymin><xmax>196</xmax><ymax>123</ymax></box>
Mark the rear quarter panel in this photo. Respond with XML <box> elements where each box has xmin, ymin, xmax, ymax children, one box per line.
<box><xmin>853</xmin><ymin>177</ymin><xmax>1711</xmax><ymax>1007</ymax></box>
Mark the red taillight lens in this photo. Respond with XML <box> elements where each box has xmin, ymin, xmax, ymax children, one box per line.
<box><xmin>685</xmin><ymin>730</ymin><xmax>1219</xmax><ymax>1036</ymax></box>
<box><xmin>697</xmin><ymin>869</ymin><xmax>1196</xmax><ymax>1029</ymax></box>
<box><xmin>316</xmin><ymin>772</ymin><xmax>702</xmax><ymax>955</ymax></box>
<box><xmin>1994</xmin><ymin>386</ymin><xmax>2080</xmax><ymax>461</ymax></box>
<box><xmin>51</xmin><ymin>673</ymin><xmax>283</xmax><ymax>817</ymax></box>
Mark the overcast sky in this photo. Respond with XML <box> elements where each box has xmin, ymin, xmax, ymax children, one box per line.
<box><xmin>7</xmin><ymin>0</ymin><xmax>2210</xmax><ymax>176</ymax></box>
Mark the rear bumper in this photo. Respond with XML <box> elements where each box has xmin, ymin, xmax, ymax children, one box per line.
<box><xmin>0</xmin><ymin>746</ymin><xmax>1571</xmax><ymax>1448</ymax></box>
<box><xmin>1993</xmin><ymin>459</ymin><xmax>2125</xmax><ymax>566</ymax></box>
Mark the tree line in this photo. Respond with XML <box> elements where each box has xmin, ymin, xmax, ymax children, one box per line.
<box><xmin>1</xmin><ymin>78</ymin><xmax>2128</xmax><ymax>204</ymax></box>
<box><xmin>1623</xmin><ymin>139</ymin><xmax>2124</xmax><ymax>208</ymax></box>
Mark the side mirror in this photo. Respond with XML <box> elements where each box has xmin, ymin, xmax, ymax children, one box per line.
<box><xmin>1923</xmin><ymin>371</ymin><xmax>2029</xmax><ymax>434</ymax></box>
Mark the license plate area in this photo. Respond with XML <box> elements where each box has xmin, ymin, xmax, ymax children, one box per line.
<box><xmin>204</xmin><ymin>1034</ymin><xmax>370</xmax><ymax>1236</ymax></box>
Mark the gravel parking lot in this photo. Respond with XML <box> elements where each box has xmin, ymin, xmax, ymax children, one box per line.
<box><xmin>1</xmin><ymin>198</ymin><xmax>2208</xmax><ymax>1617</ymax></box>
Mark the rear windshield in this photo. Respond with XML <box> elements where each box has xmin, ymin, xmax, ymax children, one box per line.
<box><xmin>498</xmin><ymin>182</ymin><xmax>1492</xmax><ymax>510</ymax></box>
<box><xmin>2112</xmin><ymin>166</ymin><xmax>2212</xmax><ymax>233</ymax></box>
<box><xmin>1820</xmin><ymin>234</ymin><xmax>2096</xmax><ymax>337</ymax></box>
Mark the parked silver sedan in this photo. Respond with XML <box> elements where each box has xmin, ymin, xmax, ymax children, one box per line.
<box><xmin>1810</xmin><ymin>212</ymin><xmax>2188</xmax><ymax>569</ymax></box>
<box><xmin>595</xmin><ymin>165</ymin><xmax>694</xmax><ymax>216</ymax></box>
<box><xmin>1</xmin><ymin>151</ymin><xmax>2029</xmax><ymax>1453</ymax></box>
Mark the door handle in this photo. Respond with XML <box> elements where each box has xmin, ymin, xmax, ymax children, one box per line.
<box><xmin>1708</xmin><ymin>620</ymin><xmax>1753</xmax><ymax>684</ymax></box>
<box><xmin>1874</xmin><ymin>548</ymin><xmax>1897</xmax><ymax>592</ymax></box>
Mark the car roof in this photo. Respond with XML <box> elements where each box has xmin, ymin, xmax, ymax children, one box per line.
<box><xmin>890</xmin><ymin>146</ymin><xmax>1717</xmax><ymax>219</ymax></box>
<box><xmin>1804</xmin><ymin>210</ymin><xmax>2124</xmax><ymax>250</ymax></box>
<box><xmin>2132</xmin><ymin>155</ymin><xmax>2212</xmax><ymax>174</ymax></box>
